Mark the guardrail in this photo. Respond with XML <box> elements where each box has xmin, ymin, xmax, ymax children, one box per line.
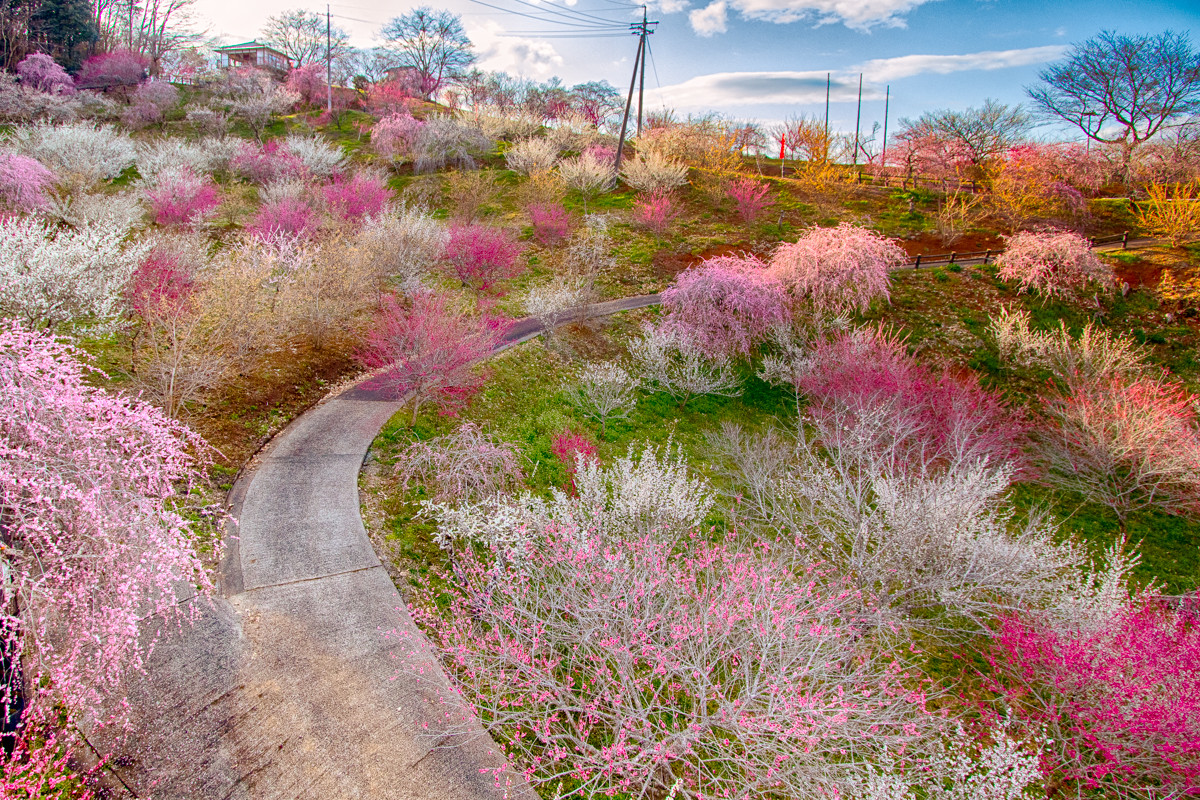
<box><xmin>907</xmin><ymin>232</ymin><xmax>1133</xmax><ymax>270</ymax></box>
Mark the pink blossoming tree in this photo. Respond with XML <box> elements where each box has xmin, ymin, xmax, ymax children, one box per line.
<box><xmin>323</xmin><ymin>172</ymin><xmax>392</xmax><ymax>221</ymax></box>
<box><xmin>0</xmin><ymin>154</ymin><xmax>56</xmax><ymax>212</ymax></box>
<box><xmin>996</xmin><ymin>229</ymin><xmax>1112</xmax><ymax>299</ymax></box>
<box><xmin>442</xmin><ymin>224</ymin><xmax>525</xmax><ymax>293</ymax></box>
<box><xmin>769</xmin><ymin>223</ymin><xmax>905</xmax><ymax>313</ymax></box>
<box><xmin>725</xmin><ymin>177</ymin><xmax>775</xmax><ymax>224</ymax></box>
<box><xmin>143</xmin><ymin>168</ymin><xmax>221</xmax><ymax>227</ymax></box>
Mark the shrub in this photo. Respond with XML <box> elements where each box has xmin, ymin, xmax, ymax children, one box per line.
<box><xmin>504</xmin><ymin>136</ymin><xmax>558</xmax><ymax>176</ymax></box>
<box><xmin>522</xmin><ymin>273</ymin><xmax>595</xmax><ymax>338</ymax></box>
<box><xmin>619</xmin><ymin>149</ymin><xmax>689</xmax><ymax>193</ymax></box>
<box><xmin>566</xmin><ymin>361</ymin><xmax>638</xmax><ymax>437</ymax></box>
<box><xmin>372</xmin><ymin>112</ymin><xmax>425</xmax><ymax>160</ymax></box>
<box><xmin>246</xmin><ymin>197</ymin><xmax>318</xmax><ymax>239</ymax></box>
<box><xmin>726</xmin><ymin>176</ymin><xmax>774</xmax><ymax>223</ymax></box>
<box><xmin>550</xmin><ymin>427</ymin><xmax>597</xmax><ymax>491</ymax></box>
<box><xmin>394</xmin><ymin>422</ymin><xmax>524</xmax><ymax>503</ymax></box>
<box><xmin>356</xmin><ymin>293</ymin><xmax>497</xmax><ymax>425</ymax></box>
<box><xmin>769</xmin><ymin>223</ymin><xmax>904</xmax><ymax>313</ymax></box>
<box><xmin>442</xmin><ymin>224</ymin><xmax>525</xmax><ymax>292</ymax></box>
<box><xmin>989</xmin><ymin>306</ymin><xmax>1145</xmax><ymax>383</ymax></box>
<box><xmin>403</xmin><ymin>508</ymin><xmax>934</xmax><ymax>798</ymax></box>
<box><xmin>8</xmin><ymin>122</ymin><xmax>136</xmax><ymax>185</ymax></box>
<box><xmin>15</xmin><ymin>53</ymin><xmax>74</xmax><ymax>94</ymax></box>
<box><xmin>412</xmin><ymin>117</ymin><xmax>493</xmax><ymax>173</ymax></box>
<box><xmin>557</xmin><ymin>151</ymin><xmax>613</xmax><ymax>212</ymax></box>
<box><xmin>127</xmin><ymin>247</ymin><xmax>196</xmax><ymax>318</ymax></box>
<box><xmin>1136</xmin><ymin>181</ymin><xmax>1200</xmax><ymax>245</ymax></box>
<box><xmin>143</xmin><ymin>167</ymin><xmax>221</xmax><ymax>227</ymax></box>
<box><xmin>988</xmin><ymin>600</ymin><xmax>1200</xmax><ymax>797</ymax></box>
<box><xmin>629</xmin><ymin>322</ymin><xmax>741</xmax><ymax>408</ymax></box>
<box><xmin>0</xmin><ymin>215</ymin><xmax>150</xmax><ymax>329</ymax></box>
<box><xmin>0</xmin><ymin>323</ymin><xmax>210</xmax><ymax>724</ymax></box>
<box><xmin>632</xmin><ymin>188</ymin><xmax>682</xmax><ymax>237</ymax></box>
<box><xmin>214</xmin><ymin>67</ymin><xmax>299</xmax><ymax>141</ymax></box>
<box><xmin>75</xmin><ymin>50</ymin><xmax>147</xmax><ymax>89</ymax></box>
<box><xmin>366</xmin><ymin>76</ymin><xmax>417</xmax><ymax>116</ymax></box>
<box><xmin>0</xmin><ymin>153</ymin><xmax>56</xmax><ymax>211</ymax></box>
<box><xmin>1034</xmin><ymin>373</ymin><xmax>1200</xmax><ymax>519</ymax></box>
<box><xmin>355</xmin><ymin>207</ymin><xmax>448</xmax><ymax>291</ymax></box>
<box><xmin>323</xmin><ymin>172</ymin><xmax>392</xmax><ymax>221</ymax></box>
<box><xmin>283</xmin><ymin>134</ymin><xmax>347</xmax><ymax>178</ymax></box>
<box><xmin>996</xmin><ymin>230</ymin><xmax>1112</xmax><ymax>298</ymax></box>
<box><xmin>230</xmin><ymin>140</ymin><xmax>308</xmax><ymax>184</ymax></box>
<box><xmin>527</xmin><ymin>202</ymin><xmax>572</xmax><ymax>245</ymax></box>
<box><xmin>131</xmin><ymin>80</ymin><xmax>178</xmax><ymax>113</ymax></box>
<box><xmin>661</xmin><ymin>255</ymin><xmax>790</xmax><ymax>358</ymax></box>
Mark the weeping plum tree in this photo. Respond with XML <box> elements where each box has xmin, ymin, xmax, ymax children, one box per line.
<box><xmin>0</xmin><ymin>323</ymin><xmax>211</xmax><ymax>730</ymax></box>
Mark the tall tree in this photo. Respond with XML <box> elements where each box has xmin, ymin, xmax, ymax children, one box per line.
<box><xmin>379</xmin><ymin>7</ymin><xmax>475</xmax><ymax>100</ymax></box>
<box><xmin>0</xmin><ymin>0</ymin><xmax>37</xmax><ymax>69</ymax></box>
<box><xmin>897</xmin><ymin>98</ymin><xmax>1031</xmax><ymax>176</ymax></box>
<box><xmin>262</xmin><ymin>8</ymin><xmax>348</xmax><ymax>69</ymax></box>
<box><xmin>1028</xmin><ymin>30</ymin><xmax>1200</xmax><ymax>172</ymax></box>
<box><xmin>29</xmin><ymin>0</ymin><xmax>96</xmax><ymax>70</ymax></box>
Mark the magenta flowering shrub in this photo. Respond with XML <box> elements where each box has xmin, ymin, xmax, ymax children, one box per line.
<box><xmin>127</xmin><ymin>248</ymin><xmax>195</xmax><ymax>318</ymax></box>
<box><xmin>550</xmin><ymin>427</ymin><xmax>598</xmax><ymax>492</ymax></box>
<box><xmin>230</xmin><ymin>141</ymin><xmax>309</xmax><ymax>184</ymax></box>
<box><xmin>15</xmin><ymin>53</ymin><xmax>74</xmax><ymax>94</ymax></box>
<box><xmin>997</xmin><ymin>230</ymin><xmax>1112</xmax><ymax>298</ymax></box>
<box><xmin>632</xmin><ymin>188</ymin><xmax>682</xmax><ymax>237</ymax></box>
<box><xmin>0</xmin><ymin>153</ymin><xmax>56</xmax><ymax>212</ymax></box>
<box><xmin>442</xmin><ymin>224</ymin><xmax>525</xmax><ymax>292</ymax></box>
<box><xmin>583</xmin><ymin>142</ymin><xmax>616</xmax><ymax>164</ymax></box>
<box><xmin>769</xmin><ymin>223</ymin><xmax>904</xmax><ymax>312</ymax></box>
<box><xmin>75</xmin><ymin>50</ymin><xmax>147</xmax><ymax>89</ymax></box>
<box><xmin>0</xmin><ymin>323</ymin><xmax>211</xmax><ymax>726</ymax></box>
<box><xmin>0</xmin><ymin>726</ymin><xmax>97</xmax><ymax>798</ymax></box>
<box><xmin>799</xmin><ymin>326</ymin><xmax>1027</xmax><ymax>473</ymax></box>
<box><xmin>286</xmin><ymin>63</ymin><xmax>326</xmax><ymax>108</ymax></box>
<box><xmin>143</xmin><ymin>168</ymin><xmax>220</xmax><ymax>227</ymax></box>
<box><xmin>725</xmin><ymin>177</ymin><xmax>774</xmax><ymax>224</ymax></box>
<box><xmin>988</xmin><ymin>600</ymin><xmax>1200</xmax><ymax>796</ymax></box>
<box><xmin>371</xmin><ymin>112</ymin><xmax>425</xmax><ymax>160</ymax></box>
<box><xmin>661</xmin><ymin>255</ymin><xmax>791</xmax><ymax>358</ymax></box>
<box><xmin>323</xmin><ymin>172</ymin><xmax>392</xmax><ymax>221</ymax></box>
<box><xmin>356</xmin><ymin>293</ymin><xmax>498</xmax><ymax>425</ymax></box>
<box><xmin>527</xmin><ymin>203</ymin><xmax>572</xmax><ymax>246</ymax></box>
<box><xmin>246</xmin><ymin>197</ymin><xmax>318</xmax><ymax>238</ymax></box>
<box><xmin>402</xmin><ymin>524</ymin><xmax>933</xmax><ymax>798</ymax></box>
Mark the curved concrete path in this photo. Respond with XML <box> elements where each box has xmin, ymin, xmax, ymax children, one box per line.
<box><xmin>97</xmin><ymin>295</ymin><xmax>660</xmax><ymax>799</ymax></box>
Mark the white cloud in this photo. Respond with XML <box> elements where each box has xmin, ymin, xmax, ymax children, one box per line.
<box><xmin>652</xmin><ymin>0</ymin><xmax>692</xmax><ymax>13</ymax></box>
<box><xmin>466</xmin><ymin>21</ymin><xmax>564</xmax><ymax>77</ymax></box>
<box><xmin>856</xmin><ymin>45</ymin><xmax>1068</xmax><ymax>82</ymax></box>
<box><xmin>689</xmin><ymin>1</ymin><xmax>728</xmax><ymax>35</ymax></box>
<box><xmin>650</xmin><ymin>70</ymin><xmax>881</xmax><ymax>108</ymax></box>
<box><xmin>724</xmin><ymin>0</ymin><xmax>939</xmax><ymax>32</ymax></box>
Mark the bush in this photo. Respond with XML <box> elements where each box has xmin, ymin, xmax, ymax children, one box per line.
<box><xmin>527</xmin><ymin>202</ymin><xmax>572</xmax><ymax>245</ymax></box>
<box><xmin>122</xmin><ymin>80</ymin><xmax>178</xmax><ymax>129</ymax></box>
<box><xmin>395</xmin><ymin>422</ymin><xmax>524</xmax><ymax>503</ymax></box>
<box><xmin>136</xmin><ymin>137</ymin><xmax>238</xmax><ymax>179</ymax></box>
<box><xmin>230</xmin><ymin>140</ymin><xmax>308</xmax><ymax>184</ymax></box>
<box><xmin>412</xmin><ymin>117</ymin><xmax>492</xmax><ymax>173</ymax></box>
<box><xmin>629</xmin><ymin>322</ymin><xmax>741</xmax><ymax>408</ymax></box>
<box><xmin>75</xmin><ymin>50</ymin><xmax>147</xmax><ymax>89</ymax></box>
<box><xmin>286</xmin><ymin>63</ymin><xmax>326</xmax><ymax>108</ymax></box>
<box><xmin>323</xmin><ymin>172</ymin><xmax>392</xmax><ymax>221</ymax></box>
<box><xmin>0</xmin><ymin>153</ymin><xmax>56</xmax><ymax>211</ymax></box>
<box><xmin>996</xmin><ymin>230</ymin><xmax>1112</xmax><ymax>299</ymax></box>
<box><xmin>989</xmin><ymin>306</ymin><xmax>1145</xmax><ymax>383</ymax></box>
<box><xmin>16</xmin><ymin>53</ymin><xmax>74</xmax><ymax>94</ymax></box>
<box><xmin>566</xmin><ymin>361</ymin><xmax>638</xmax><ymax>437</ymax></box>
<box><xmin>1034</xmin><ymin>373</ymin><xmax>1200</xmax><ymax>519</ymax></box>
<box><xmin>246</xmin><ymin>197</ymin><xmax>319</xmax><ymax>239</ymax></box>
<box><xmin>504</xmin><ymin>136</ymin><xmax>558</xmax><ymax>176</ymax></box>
<box><xmin>661</xmin><ymin>255</ymin><xmax>790</xmax><ymax>358</ymax></box>
<box><xmin>1136</xmin><ymin>181</ymin><xmax>1200</xmax><ymax>246</ymax></box>
<box><xmin>143</xmin><ymin>168</ymin><xmax>221</xmax><ymax>227</ymax></box>
<box><xmin>372</xmin><ymin>112</ymin><xmax>424</xmax><ymax>160</ymax></box>
<box><xmin>282</xmin><ymin>134</ymin><xmax>347</xmax><ymax>178</ymax></box>
<box><xmin>355</xmin><ymin>207</ymin><xmax>448</xmax><ymax>291</ymax></box>
<box><xmin>557</xmin><ymin>150</ymin><xmax>613</xmax><ymax>212</ymax></box>
<box><xmin>726</xmin><ymin>176</ymin><xmax>774</xmax><ymax>223</ymax></box>
<box><xmin>769</xmin><ymin>223</ymin><xmax>903</xmax><ymax>313</ymax></box>
<box><xmin>442</xmin><ymin>224</ymin><xmax>525</xmax><ymax>291</ymax></box>
<box><xmin>632</xmin><ymin>188</ymin><xmax>682</xmax><ymax>237</ymax></box>
<box><xmin>127</xmin><ymin>247</ymin><xmax>196</xmax><ymax>318</ymax></box>
<box><xmin>9</xmin><ymin>122</ymin><xmax>137</xmax><ymax>185</ymax></box>
<box><xmin>619</xmin><ymin>149</ymin><xmax>689</xmax><ymax>193</ymax></box>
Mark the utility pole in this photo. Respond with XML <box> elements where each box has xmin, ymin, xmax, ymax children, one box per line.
<box><xmin>823</xmin><ymin>72</ymin><xmax>830</xmax><ymax>161</ymax></box>
<box><xmin>326</xmin><ymin>4</ymin><xmax>333</xmax><ymax>115</ymax></box>
<box><xmin>614</xmin><ymin>7</ymin><xmax>657</xmax><ymax>174</ymax></box>
<box><xmin>881</xmin><ymin>85</ymin><xmax>890</xmax><ymax>172</ymax></box>
<box><xmin>636</xmin><ymin>6</ymin><xmax>647</xmax><ymax>135</ymax></box>
<box><xmin>852</xmin><ymin>72</ymin><xmax>862</xmax><ymax>167</ymax></box>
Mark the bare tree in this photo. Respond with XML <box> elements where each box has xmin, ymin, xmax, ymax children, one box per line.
<box><xmin>1028</xmin><ymin>30</ymin><xmax>1200</xmax><ymax>173</ymax></box>
<box><xmin>261</xmin><ymin>8</ymin><xmax>349</xmax><ymax>69</ymax></box>
<box><xmin>897</xmin><ymin>98</ymin><xmax>1031</xmax><ymax>173</ymax></box>
<box><xmin>379</xmin><ymin>7</ymin><xmax>475</xmax><ymax>100</ymax></box>
<box><xmin>103</xmin><ymin>0</ymin><xmax>202</xmax><ymax>76</ymax></box>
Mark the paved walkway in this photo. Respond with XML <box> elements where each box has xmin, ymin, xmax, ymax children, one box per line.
<box><xmin>99</xmin><ymin>296</ymin><xmax>660</xmax><ymax>799</ymax></box>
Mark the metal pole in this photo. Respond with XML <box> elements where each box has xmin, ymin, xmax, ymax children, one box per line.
<box><xmin>852</xmin><ymin>72</ymin><xmax>862</xmax><ymax>167</ymax></box>
<box><xmin>326</xmin><ymin>5</ymin><xmax>333</xmax><ymax>114</ymax></box>
<box><xmin>881</xmin><ymin>84</ymin><xmax>890</xmax><ymax>171</ymax></box>
<box><xmin>823</xmin><ymin>72</ymin><xmax>830</xmax><ymax>161</ymax></box>
<box><xmin>637</xmin><ymin>7</ymin><xmax>647</xmax><ymax>135</ymax></box>
<box><xmin>614</xmin><ymin>29</ymin><xmax>644</xmax><ymax>176</ymax></box>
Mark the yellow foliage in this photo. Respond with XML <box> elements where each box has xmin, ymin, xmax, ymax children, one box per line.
<box><xmin>1157</xmin><ymin>265</ymin><xmax>1200</xmax><ymax>307</ymax></box>
<box><xmin>1137</xmin><ymin>182</ymin><xmax>1200</xmax><ymax>246</ymax></box>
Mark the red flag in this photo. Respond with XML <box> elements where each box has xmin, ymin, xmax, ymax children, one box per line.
<box><xmin>779</xmin><ymin>134</ymin><xmax>786</xmax><ymax>160</ymax></box>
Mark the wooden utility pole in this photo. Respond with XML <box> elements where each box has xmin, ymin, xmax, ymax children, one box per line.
<box><xmin>636</xmin><ymin>6</ymin><xmax>647</xmax><ymax>135</ymax></box>
<box><xmin>881</xmin><ymin>84</ymin><xmax>890</xmax><ymax>171</ymax></box>
<box><xmin>823</xmin><ymin>72</ymin><xmax>830</xmax><ymax>160</ymax></box>
<box><xmin>326</xmin><ymin>5</ymin><xmax>333</xmax><ymax>114</ymax></box>
<box><xmin>852</xmin><ymin>72</ymin><xmax>862</xmax><ymax>167</ymax></box>
<box><xmin>613</xmin><ymin>7</ymin><xmax>657</xmax><ymax>174</ymax></box>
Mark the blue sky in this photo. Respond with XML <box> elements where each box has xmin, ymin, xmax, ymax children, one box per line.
<box><xmin>196</xmin><ymin>0</ymin><xmax>1200</xmax><ymax>139</ymax></box>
